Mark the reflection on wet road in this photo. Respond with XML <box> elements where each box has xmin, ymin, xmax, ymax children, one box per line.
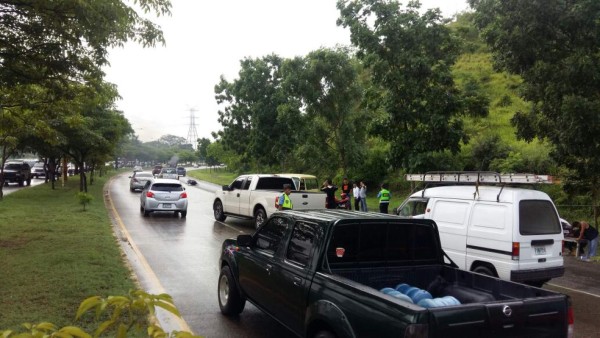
<box><xmin>108</xmin><ymin>173</ymin><xmax>293</xmax><ymax>337</ymax></box>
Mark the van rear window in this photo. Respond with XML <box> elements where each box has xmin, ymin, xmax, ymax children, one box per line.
<box><xmin>519</xmin><ymin>200</ymin><xmax>561</xmax><ymax>235</ymax></box>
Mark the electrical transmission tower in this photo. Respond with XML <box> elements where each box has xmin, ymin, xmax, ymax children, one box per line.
<box><xmin>186</xmin><ymin>108</ymin><xmax>199</xmax><ymax>149</ymax></box>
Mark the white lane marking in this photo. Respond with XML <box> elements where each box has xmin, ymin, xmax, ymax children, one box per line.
<box><xmin>546</xmin><ymin>283</ymin><xmax>600</xmax><ymax>299</ymax></box>
<box><xmin>106</xmin><ymin>177</ymin><xmax>194</xmax><ymax>334</ymax></box>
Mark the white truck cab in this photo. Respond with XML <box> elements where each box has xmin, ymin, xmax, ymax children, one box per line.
<box><xmin>397</xmin><ymin>172</ymin><xmax>564</xmax><ymax>286</ymax></box>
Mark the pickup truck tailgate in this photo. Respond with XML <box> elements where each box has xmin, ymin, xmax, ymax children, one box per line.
<box><xmin>429</xmin><ymin>296</ymin><xmax>568</xmax><ymax>337</ymax></box>
<box><xmin>289</xmin><ymin>191</ymin><xmax>326</xmax><ymax>210</ymax></box>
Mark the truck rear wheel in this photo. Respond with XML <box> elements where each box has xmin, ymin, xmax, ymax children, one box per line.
<box><xmin>26</xmin><ymin>177</ymin><xmax>31</xmax><ymax>186</ymax></box>
<box><xmin>214</xmin><ymin>200</ymin><xmax>226</xmax><ymax>221</ymax></box>
<box><xmin>254</xmin><ymin>208</ymin><xmax>266</xmax><ymax>229</ymax></box>
<box><xmin>218</xmin><ymin>266</ymin><xmax>245</xmax><ymax>316</ymax></box>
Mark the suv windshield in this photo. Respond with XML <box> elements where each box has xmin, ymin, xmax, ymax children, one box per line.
<box><xmin>5</xmin><ymin>163</ymin><xmax>22</xmax><ymax>170</ymax></box>
<box><xmin>151</xmin><ymin>183</ymin><xmax>183</xmax><ymax>192</ymax></box>
<box><xmin>519</xmin><ymin>200</ymin><xmax>561</xmax><ymax>235</ymax></box>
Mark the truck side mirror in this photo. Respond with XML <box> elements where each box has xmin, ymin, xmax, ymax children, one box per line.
<box><xmin>237</xmin><ymin>234</ymin><xmax>253</xmax><ymax>247</ymax></box>
<box><xmin>222</xmin><ymin>185</ymin><xmax>231</xmax><ymax>191</ymax></box>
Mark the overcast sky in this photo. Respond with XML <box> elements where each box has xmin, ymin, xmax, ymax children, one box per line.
<box><xmin>104</xmin><ymin>0</ymin><xmax>470</xmax><ymax>143</ymax></box>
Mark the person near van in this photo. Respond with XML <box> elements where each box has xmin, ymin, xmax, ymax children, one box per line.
<box><xmin>577</xmin><ymin>221</ymin><xmax>598</xmax><ymax>262</ymax></box>
<box><xmin>377</xmin><ymin>183</ymin><xmax>391</xmax><ymax>214</ymax></box>
<box><xmin>321</xmin><ymin>179</ymin><xmax>338</xmax><ymax>209</ymax></box>
<box><xmin>353</xmin><ymin>183</ymin><xmax>360</xmax><ymax>211</ymax></box>
<box><xmin>359</xmin><ymin>181</ymin><xmax>368</xmax><ymax>212</ymax></box>
<box><xmin>278</xmin><ymin>184</ymin><xmax>293</xmax><ymax>210</ymax></box>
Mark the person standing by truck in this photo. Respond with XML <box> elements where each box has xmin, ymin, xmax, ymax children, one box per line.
<box><xmin>577</xmin><ymin>221</ymin><xmax>598</xmax><ymax>262</ymax></box>
<box><xmin>377</xmin><ymin>183</ymin><xmax>391</xmax><ymax>214</ymax></box>
<box><xmin>278</xmin><ymin>184</ymin><xmax>294</xmax><ymax>210</ymax></box>
<box><xmin>359</xmin><ymin>181</ymin><xmax>368</xmax><ymax>212</ymax></box>
<box><xmin>321</xmin><ymin>179</ymin><xmax>337</xmax><ymax>209</ymax></box>
<box><xmin>353</xmin><ymin>183</ymin><xmax>360</xmax><ymax>211</ymax></box>
<box><xmin>341</xmin><ymin>177</ymin><xmax>352</xmax><ymax>210</ymax></box>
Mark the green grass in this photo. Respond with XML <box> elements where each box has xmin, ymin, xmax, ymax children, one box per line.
<box><xmin>0</xmin><ymin>171</ymin><xmax>137</xmax><ymax>332</ymax></box>
<box><xmin>187</xmin><ymin>168</ymin><xmax>238</xmax><ymax>186</ymax></box>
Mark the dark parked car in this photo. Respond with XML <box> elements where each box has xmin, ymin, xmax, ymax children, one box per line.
<box><xmin>176</xmin><ymin>166</ymin><xmax>186</xmax><ymax>176</ymax></box>
<box><xmin>2</xmin><ymin>161</ymin><xmax>32</xmax><ymax>186</ymax></box>
<box><xmin>152</xmin><ymin>165</ymin><xmax>163</xmax><ymax>176</ymax></box>
<box><xmin>218</xmin><ymin>210</ymin><xmax>573</xmax><ymax>338</ymax></box>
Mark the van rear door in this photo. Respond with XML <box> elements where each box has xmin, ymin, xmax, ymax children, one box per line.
<box><xmin>514</xmin><ymin>199</ymin><xmax>564</xmax><ymax>282</ymax></box>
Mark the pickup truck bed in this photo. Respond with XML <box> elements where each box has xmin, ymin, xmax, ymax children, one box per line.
<box><xmin>323</xmin><ymin>265</ymin><xmax>568</xmax><ymax>337</ymax></box>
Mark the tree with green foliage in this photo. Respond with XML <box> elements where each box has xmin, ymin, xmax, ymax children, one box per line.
<box><xmin>197</xmin><ymin>137</ymin><xmax>211</xmax><ymax>164</ymax></box>
<box><xmin>337</xmin><ymin>0</ymin><xmax>488</xmax><ymax>172</ymax></box>
<box><xmin>215</xmin><ymin>55</ymin><xmax>301</xmax><ymax>171</ymax></box>
<box><xmin>284</xmin><ymin>48</ymin><xmax>367</xmax><ymax>177</ymax></box>
<box><xmin>470</xmin><ymin>0</ymin><xmax>600</xmax><ymax>222</ymax></box>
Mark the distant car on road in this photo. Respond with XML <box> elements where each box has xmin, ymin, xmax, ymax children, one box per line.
<box><xmin>129</xmin><ymin>171</ymin><xmax>153</xmax><ymax>192</ymax></box>
<box><xmin>159</xmin><ymin>167</ymin><xmax>178</xmax><ymax>180</ymax></box>
<box><xmin>2</xmin><ymin>161</ymin><xmax>32</xmax><ymax>186</ymax></box>
<box><xmin>140</xmin><ymin>178</ymin><xmax>188</xmax><ymax>218</ymax></box>
<box><xmin>152</xmin><ymin>165</ymin><xmax>163</xmax><ymax>176</ymax></box>
<box><xmin>176</xmin><ymin>166</ymin><xmax>186</xmax><ymax>176</ymax></box>
<box><xmin>31</xmin><ymin>162</ymin><xmax>46</xmax><ymax>178</ymax></box>
<box><xmin>133</xmin><ymin>165</ymin><xmax>143</xmax><ymax>172</ymax></box>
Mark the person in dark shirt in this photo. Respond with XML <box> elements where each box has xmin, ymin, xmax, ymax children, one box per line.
<box><xmin>341</xmin><ymin>177</ymin><xmax>352</xmax><ymax>210</ymax></box>
<box><xmin>321</xmin><ymin>179</ymin><xmax>338</xmax><ymax>209</ymax></box>
<box><xmin>577</xmin><ymin>221</ymin><xmax>599</xmax><ymax>262</ymax></box>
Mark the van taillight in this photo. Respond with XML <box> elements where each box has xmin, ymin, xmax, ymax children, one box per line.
<box><xmin>146</xmin><ymin>191</ymin><xmax>154</xmax><ymax>198</ymax></box>
<box><xmin>180</xmin><ymin>192</ymin><xmax>187</xmax><ymax>199</ymax></box>
<box><xmin>512</xmin><ymin>242</ymin><xmax>520</xmax><ymax>260</ymax></box>
<box><xmin>404</xmin><ymin>324</ymin><xmax>428</xmax><ymax>338</ymax></box>
<box><xmin>567</xmin><ymin>304</ymin><xmax>574</xmax><ymax>338</ymax></box>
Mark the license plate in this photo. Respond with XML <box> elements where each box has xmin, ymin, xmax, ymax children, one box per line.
<box><xmin>163</xmin><ymin>204</ymin><xmax>172</xmax><ymax>208</ymax></box>
<box><xmin>534</xmin><ymin>246</ymin><xmax>546</xmax><ymax>255</ymax></box>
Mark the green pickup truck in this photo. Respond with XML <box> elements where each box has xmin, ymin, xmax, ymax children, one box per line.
<box><xmin>218</xmin><ymin>210</ymin><xmax>573</xmax><ymax>338</ymax></box>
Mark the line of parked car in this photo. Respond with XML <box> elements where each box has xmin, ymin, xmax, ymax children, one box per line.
<box><xmin>129</xmin><ymin>165</ymin><xmax>189</xmax><ymax>218</ymax></box>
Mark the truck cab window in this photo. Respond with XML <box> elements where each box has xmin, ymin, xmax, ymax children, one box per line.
<box><xmin>255</xmin><ymin>217</ymin><xmax>288</xmax><ymax>254</ymax></box>
<box><xmin>231</xmin><ymin>178</ymin><xmax>244</xmax><ymax>190</ymax></box>
<box><xmin>286</xmin><ymin>222</ymin><xmax>318</xmax><ymax>266</ymax></box>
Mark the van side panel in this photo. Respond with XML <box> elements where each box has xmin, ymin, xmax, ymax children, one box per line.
<box><xmin>429</xmin><ymin>200</ymin><xmax>470</xmax><ymax>270</ymax></box>
<box><xmin>466</xmin><ymin>203</ymin><xmax>517</xmax><ymax>280</ymax></box>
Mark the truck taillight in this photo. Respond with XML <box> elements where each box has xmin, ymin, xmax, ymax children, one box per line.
<box><xmin>404</xmin><ymin>324</ymin><xmax>428</xmax><ymax>338</ymax></box>
<box><xmin>180</xmin><ymin>192</ymin><xmax>187</xmax><ymax>199</ymax></box>
<box><xmin>512</xmin><ymin>242</ymin><xmax>520</xmax><ymax>260</ymax></box>
<box><xmin>567</xmin><ymin>303</ymin><xmax>574</xmax><ymax>338</ymax></box>
<box><xmin>146</xmin><ymin>191</ymin><xmax>154</xmax><ymax>198</ymax></box>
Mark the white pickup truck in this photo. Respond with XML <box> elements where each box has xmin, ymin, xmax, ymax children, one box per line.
<box><xmin>213</xmin><ymin>174</ymin><xmax>326</xmax><ymax>228</ymax></box>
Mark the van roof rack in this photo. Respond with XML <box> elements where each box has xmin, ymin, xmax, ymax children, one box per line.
<box><xmin>406</xmin><ymin>171</ymin><xmax>554</xmax><ymax>202</ymax></box>
<box><xmin>406</xmin><ymin>172</ymin><xmax>554</xmax><ymax>185</ymax></box>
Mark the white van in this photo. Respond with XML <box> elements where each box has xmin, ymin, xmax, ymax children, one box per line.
<box><xmin>397</xmin><ymin>183</ymin><xmax>564</xmax><ymax>286</ymax></box>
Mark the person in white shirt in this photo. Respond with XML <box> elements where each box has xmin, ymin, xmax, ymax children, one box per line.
<box><xmin>353</xmin><ymin>183</ymin><xmax>361</xmax><ymax>211</ymax></box>
<box><xmin>359</xmin><ymin>181</ymin><xmax>368</xmax><ymax>212</ymax></box>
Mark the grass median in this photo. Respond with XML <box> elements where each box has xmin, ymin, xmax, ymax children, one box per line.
<box><xmin>0</xmin><ymin>171</ymin><xmax>136</xmax><ymax>331</ymax></box>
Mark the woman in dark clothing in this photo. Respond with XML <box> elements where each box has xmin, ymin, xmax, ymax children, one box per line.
<box><xmin>321</xmin><ymin>179</ymin><xmax>338</xmax><ymax>209</ymax></box>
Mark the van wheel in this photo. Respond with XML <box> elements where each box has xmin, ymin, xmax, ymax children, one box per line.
<box><xmin>254</xmin><ymin>208</ymin><xmax>266</xmax><ymax>229</ymax></box>
<box><xmin>218</xmin><ymin>266</ymin><xmax>245</xmax><ymax>315</ymax></box>
<box><xmin>314</xmin><ymin>330</ymin><xmax>336</xmax><ymax>338</ymax></box>
<box><xmin>472</xmin><ymin>265</ymin><xmax>495</xmax><ymax>277</ymax></box>
<box><xmin>214</xmin><ymin>200</ymin><xmax>226</xmax><ymax>221</ymax></box>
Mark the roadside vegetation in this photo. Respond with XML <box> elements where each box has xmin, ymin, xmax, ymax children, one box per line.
<box><xmin>0</xmin><ymin>171</ymin><xmax>137</xmax><ymax>332</ymax></box>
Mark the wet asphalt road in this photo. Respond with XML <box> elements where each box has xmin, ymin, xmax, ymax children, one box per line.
<box><xmin>108</xmin><ymin>172</ymin><xmax>600</xmax><ymax>338</ymax></box>
<box><xmin>108</xmin><ymin>173</ymin><xmax>293</xmax><ymax>338</ymax></box>
<box><xmin>3</xmin><ymin>177</ymin><xmax>46</xmax><ymax>196</ymax></box>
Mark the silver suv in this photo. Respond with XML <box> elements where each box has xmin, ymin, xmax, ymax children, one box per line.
<box><xmin>140</xmin><ymin>178</ymin><xmax>188</xmax><ymax>218</ymax></box>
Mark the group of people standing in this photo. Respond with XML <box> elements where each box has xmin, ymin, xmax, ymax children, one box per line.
<box><xmin>321</xmin><ymin>177</ymin><xmax>390</xmax><ymax>214</ymax></box>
